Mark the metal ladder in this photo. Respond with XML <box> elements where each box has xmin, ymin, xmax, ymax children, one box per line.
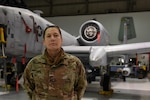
<box><xmin>0</xmin><ymin>26</ymin><xmax>9</xmax><ymax>92</ymax></box>
<box><xmin>0</xmin><ymin>27</ymin><xmax>7</xmax><ymax>58</ymax></box>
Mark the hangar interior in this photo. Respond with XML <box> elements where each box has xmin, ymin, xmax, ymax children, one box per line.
<box><xmin>24</xmin><ymin>0</ymin><xmax>150</xmax><ymax>17</ymax></box>
<box><xmin>1</xmin><ymin>0</ymin><xmax>150</xmax><ymax>17</ymax></box>
<box><xmin>1</xmin><ymin>0</ymin><xmax>150</xmax><ymax>100</ymax></box>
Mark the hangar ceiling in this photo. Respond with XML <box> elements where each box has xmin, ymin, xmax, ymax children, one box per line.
<box><xmin>1</xmin><ymin>0</ymin><xmax>150</xmax><ymax>17</ymax></box>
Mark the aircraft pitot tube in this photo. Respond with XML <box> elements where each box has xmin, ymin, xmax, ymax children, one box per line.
<box><xmin>77</xmin><ymin>20</ymin><xmax>110</xmax><ymax>46</ymax></box>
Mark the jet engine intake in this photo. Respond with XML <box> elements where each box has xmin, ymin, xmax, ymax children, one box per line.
<box><xmin>78</xmin><ymin>20</ymin><xmax>110</xmax><ymax>46</ymax></box>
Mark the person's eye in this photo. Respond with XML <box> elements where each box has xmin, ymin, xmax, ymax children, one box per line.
<box><xmin>47</xmin><ymin>35</ymin><xmax>51</xmax><ymax>37</ymax></box>
<box><xmin>54</xmin><ymin>34</ymin><xmax>59</xmax><ymax>37</ymax></box>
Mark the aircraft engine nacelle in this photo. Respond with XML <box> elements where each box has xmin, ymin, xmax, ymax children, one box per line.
<box><xmin>122</xmin><ymin>67</ymin><xmax>131</xmax><ymax>76</ymax></box>
<box><xmin>78</xmin><ymin>20</ymin><xmax>110</xmax><ymax>46</ymax></box>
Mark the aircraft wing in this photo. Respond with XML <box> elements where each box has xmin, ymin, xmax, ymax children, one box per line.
<box><xmin>63</xmin><ymin>42</ymin><xmax>150</xmax><ymax>67</ymax></box>
<box><xmin>105</xmin><ymin>42</ymin><xmax>150</xmax><ymax>56</ymax></box>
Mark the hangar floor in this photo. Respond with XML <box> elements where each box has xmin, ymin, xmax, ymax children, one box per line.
<box><xmin>0</xmin><ymin>77</ymin><xmax>150</xmax><ymax>100</ymax></box>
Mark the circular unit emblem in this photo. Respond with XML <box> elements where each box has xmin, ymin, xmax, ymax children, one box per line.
<box><xmin>81</xmin><ymin>22</ymin><xmax>100</xmax><ymax>41</ymax></box>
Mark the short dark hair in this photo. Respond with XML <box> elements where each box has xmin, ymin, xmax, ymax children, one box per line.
<box><xmin>43</xmin><ymin>25</ymin><xmax>62</xmax><ymax>38</ymax></box>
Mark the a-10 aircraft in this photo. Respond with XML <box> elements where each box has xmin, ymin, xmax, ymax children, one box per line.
<box><xmin>1</xmin><ymin>5</ymin><xmax>150</xmax><ymax>87</ymax></box>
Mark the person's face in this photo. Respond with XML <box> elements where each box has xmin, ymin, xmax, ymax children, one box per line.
<box><xmin>43</xmin><ymin>27</ymin><xmax>62</xmax><ymax>51</ymax></box>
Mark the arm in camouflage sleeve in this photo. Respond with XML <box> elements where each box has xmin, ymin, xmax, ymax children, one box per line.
<box><xmin>23</xmin><ymin>61</ymin><xmax>35</xmax><ymax>100</ymax></box>
<box><xmin>75</xmin><ymin>59</ymin><xmax>88</xmax><ymax>100</ymax></box>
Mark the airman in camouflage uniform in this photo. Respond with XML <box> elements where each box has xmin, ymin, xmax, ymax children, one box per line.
<box><xmin>23</xmin><ymin>25</ymin><xmax>87</xmax><ymax>100</ymax></box>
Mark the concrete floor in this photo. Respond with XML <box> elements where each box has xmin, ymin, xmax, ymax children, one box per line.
<box><xmin>0</xmin><ymin>77</ymin><xmax>150</xmax><ymax>100</ymax></box>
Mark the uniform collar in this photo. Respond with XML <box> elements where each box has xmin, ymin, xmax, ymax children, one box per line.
<box><xmin>44</xmin><ymin>48</ymin><xmax>65</xmax><ymax>66</ymax></box>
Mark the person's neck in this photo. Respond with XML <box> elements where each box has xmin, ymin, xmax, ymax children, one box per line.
<box><xmin>47</xmin><ymin>48</ymin><xmax>61</xmax><ymax>59</ymax></box>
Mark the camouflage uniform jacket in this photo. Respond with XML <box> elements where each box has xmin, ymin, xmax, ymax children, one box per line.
<box><xmin>23</xmin><ymin>49</ymin><xmax>87</xmax><ymax>100</ymax></box>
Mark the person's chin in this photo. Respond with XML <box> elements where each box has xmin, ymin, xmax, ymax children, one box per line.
<box><xmin>48</xmin><ymin>47</ymin><xmax>59</xmax><ymax>50</ymax></box>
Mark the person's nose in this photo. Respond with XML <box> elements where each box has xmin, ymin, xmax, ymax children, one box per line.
<box><xmin>50</xmin><ymin>35</ymin><xmax>55</xmax><ymax>40</ymax></box>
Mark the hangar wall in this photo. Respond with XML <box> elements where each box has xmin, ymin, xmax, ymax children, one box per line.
<box><xmin>45</xmin><ymin>11</ymin><xmax>150</xmax><ymax>44</ymax></box>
